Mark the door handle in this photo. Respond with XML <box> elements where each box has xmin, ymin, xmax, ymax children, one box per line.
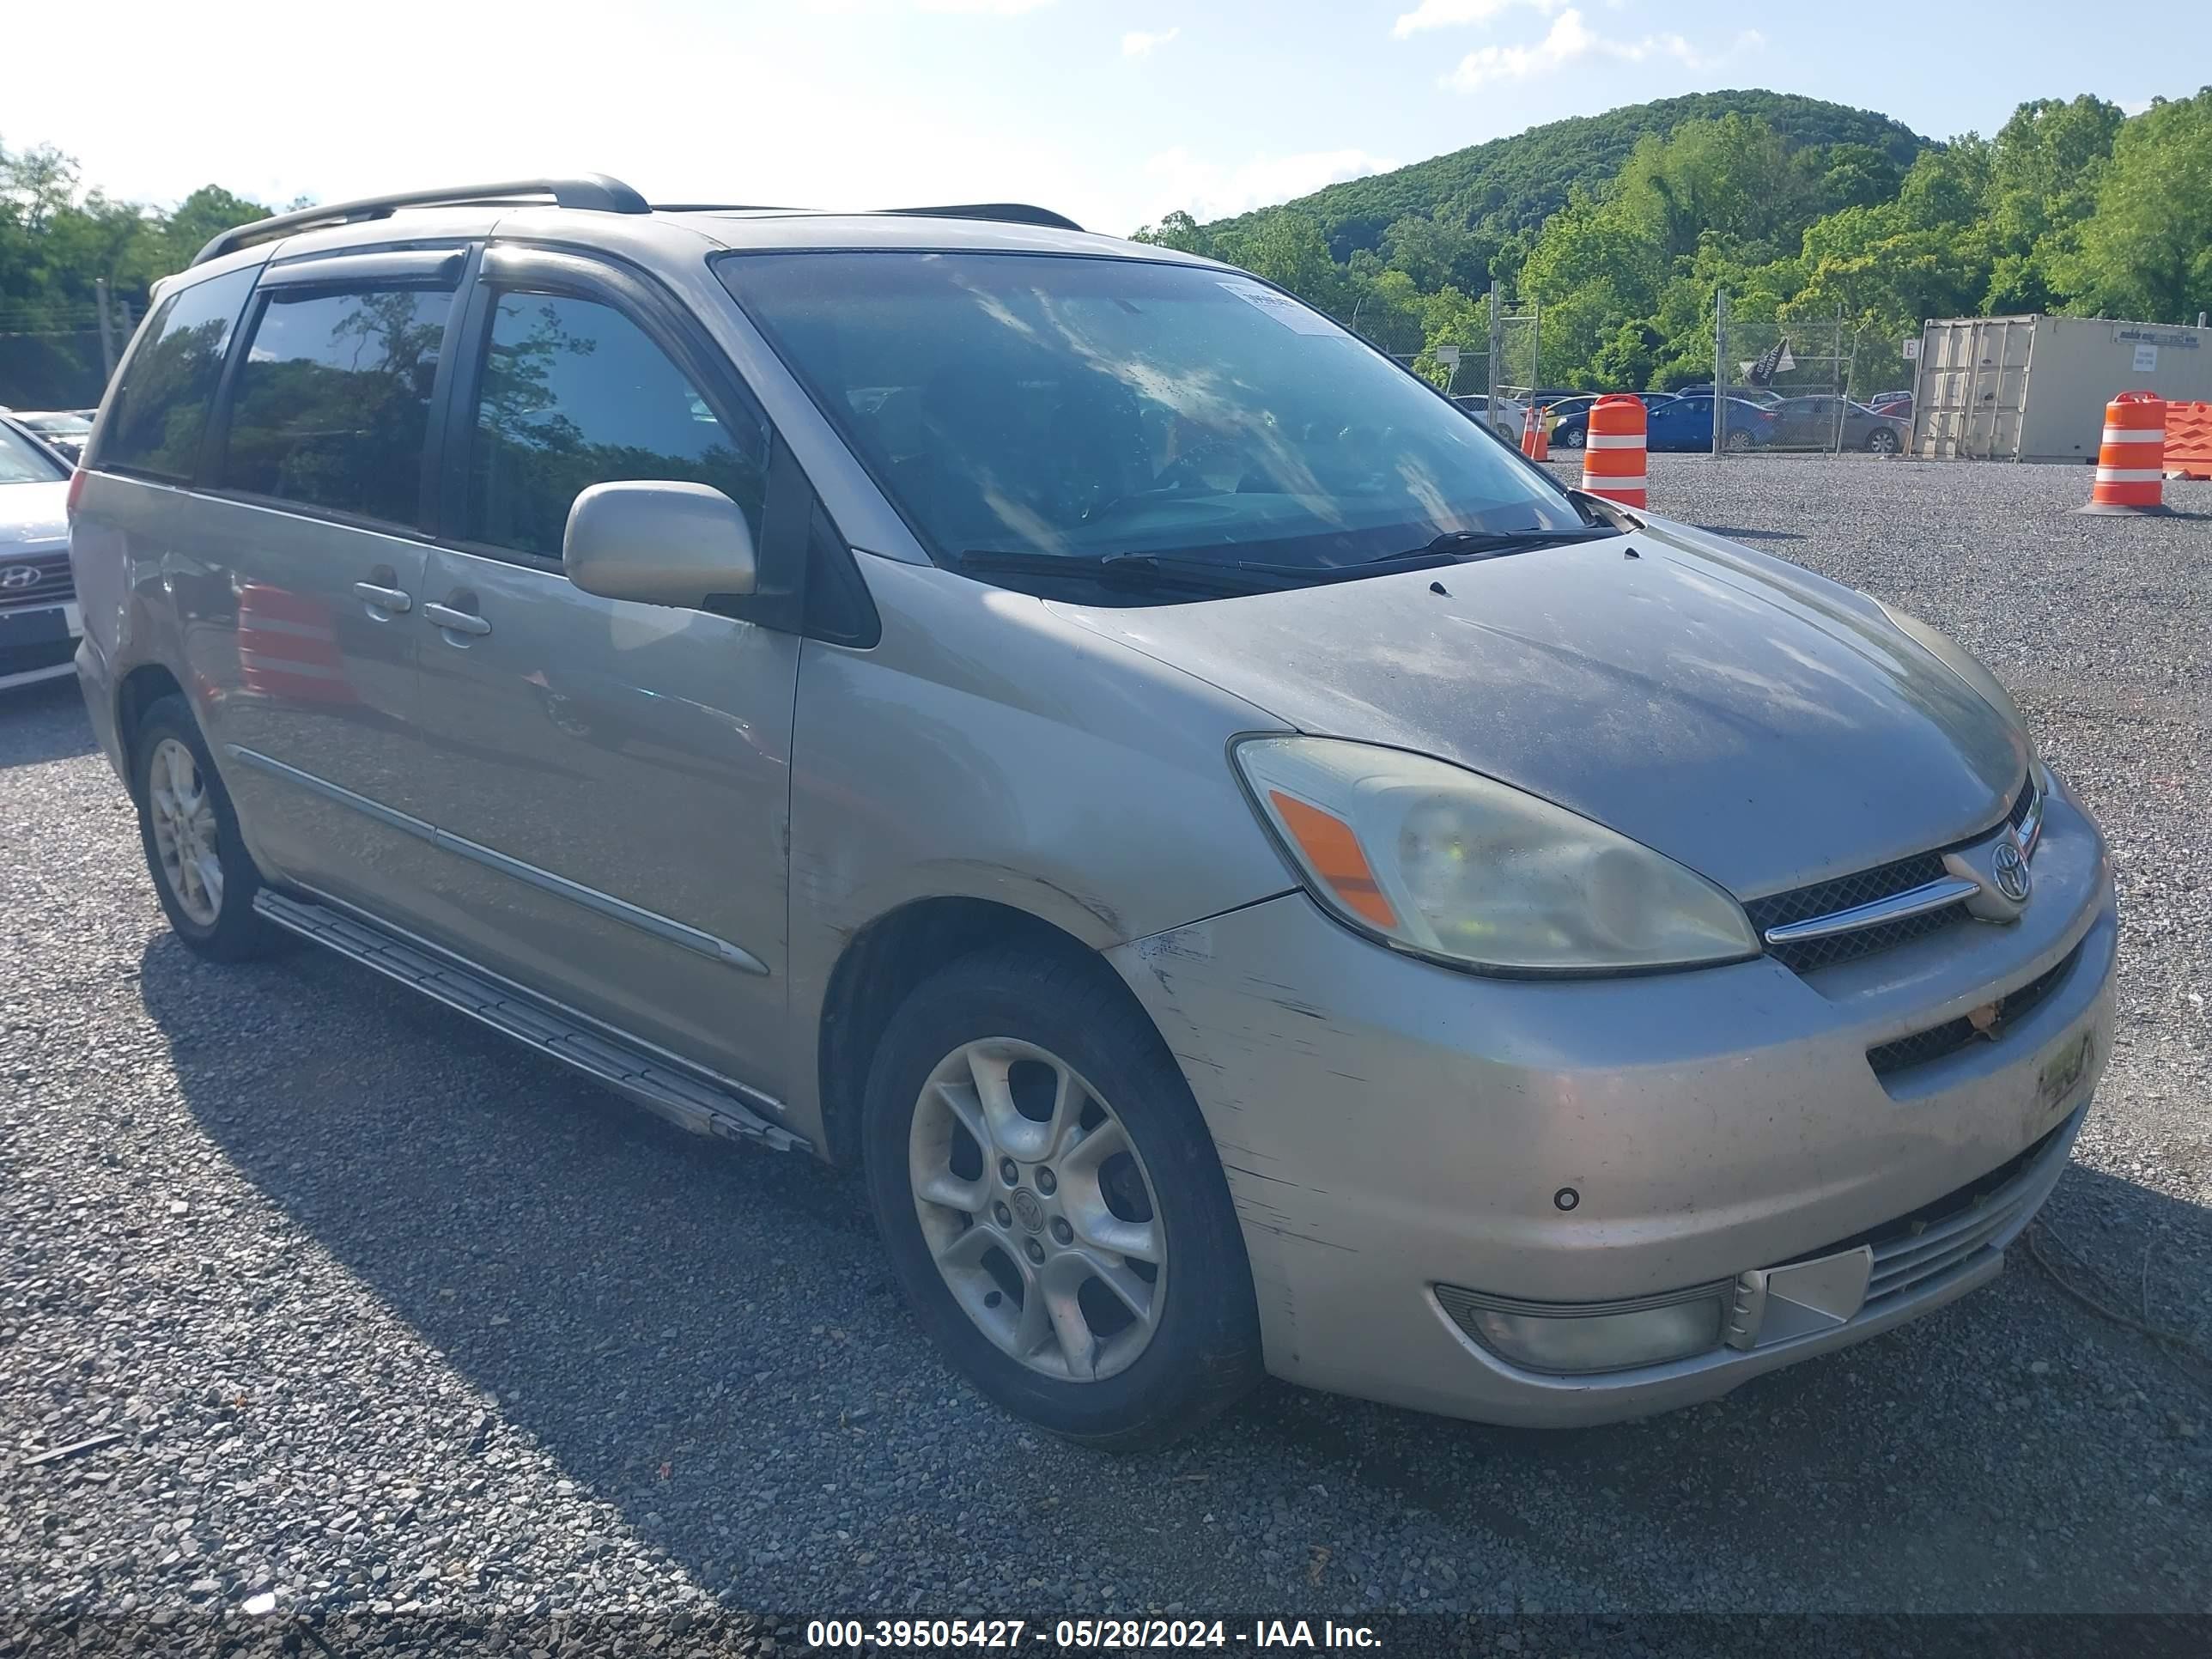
<box><xmin>423</xmin><ymin>601</ymin><xmax>491</xmax><ymax>637</ymax></box>
<box><xmin>353</xmin><ymin>581</ymin><xmax>412</xmax><ymax>614</ymax></box>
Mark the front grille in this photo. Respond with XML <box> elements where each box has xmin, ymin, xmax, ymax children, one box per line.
<box><xmin>1772</xmin><ymin>1114</ymin><xmax>2071</xmax><ymax>1313</ymax></box>
<box><xmin>1866</xmin><ymin>942</ymin><xmax>2081</xmax><ymax>1077</ymax></box>
<box><xmin>1743</xmin><ymin>774</ymin><xmax>2039</xmax><ymax>975</ymax></box>
<box><xmin>0</xmin><ymin>551</ymin><xmax>74</xmax><ymax>611</ymax></box>
<box><xmin>1858</xmin><ymin>1118</ymin><xmax>2069</xmax><ymax>1305</ymax></box>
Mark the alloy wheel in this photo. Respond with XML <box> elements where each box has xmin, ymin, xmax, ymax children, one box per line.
<box><xmin>908</xmin><ymin>1038</ymin><xmax>1166</xmax><ymax>1382</ymax></box>
<box><xmin>147</xmin><ymin>737</ymin><xmax>223</xmax><ymax>927</ymax></box>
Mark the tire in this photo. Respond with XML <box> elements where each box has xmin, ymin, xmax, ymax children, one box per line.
<box><xmin>1558</xmin><ymin>425</ymin><xmax>1586</xmax><ymax>449</ymax></box>
<box><xmin>1867</xmin><ymin>427</ymin><xmax>1901</xmax><ymax>454</ymax></box>
<box><xmin>131</xmin><ymin>696</ymin><xmax>279</xmax><ymax>961</ymax></box>
<box><xmin>1723</xmin><ymin>428</ymin><xmax>1755</xmax><ymax>453</ymax></box>
<box><xmin>861</xmin><ymin>945</ymin><xmax>1262</xmax><ymax>1449</ymax></box>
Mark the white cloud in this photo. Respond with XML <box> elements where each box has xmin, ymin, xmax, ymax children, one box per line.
<box><xmin>1392</xmin><ymin>0</ymin><xmax>1563</xmax><ymax>41</ymax></box>
<box><xmin>1441</xmin><ymin>9</ymin><xmax>1759</xmax><ymax>91</ymax></box>
<box><xmin>1121</xmin><ymin>26</ymin><xmax>1181</xmax><ymax>57</ymax></box>
<box><xmin>1139</xmin><ymin>146</ymin><xmax>1401</xmax><ymax>224</ymax></box>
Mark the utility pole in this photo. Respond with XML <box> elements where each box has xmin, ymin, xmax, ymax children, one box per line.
<box><xmin>95</xmin><ymin>278</ymin><xmax>118</xmax><ymax>383</ymax></box>
<box><xmin>1486</xmin><ymin>287</ymin><xmax>1504</xmax><ymax>410</ymax></box>
<box><xmin>1712</xmin><ymin>290</ymin><xmax>1729</xmax><ymax>459</ymax></box>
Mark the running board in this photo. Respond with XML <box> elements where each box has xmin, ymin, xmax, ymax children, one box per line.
<box><xmin>252</xmin><ymin>890</ymin><xmax>805</xmax><ymax>1152</ymax></box>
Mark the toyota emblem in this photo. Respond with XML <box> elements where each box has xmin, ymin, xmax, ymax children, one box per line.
<box><xmin>1991</xmin><ymin>839</ymin><xmax>2032</xmax><ymax>905</ymax></box>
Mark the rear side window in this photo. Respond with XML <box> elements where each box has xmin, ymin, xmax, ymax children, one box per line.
<box><xmin>464</xmin><ymin>294</ymin><xmax>769</xmax><ymax>559</ymax></box>
<box><xmin>220</xmin><ymin>286</ymin><xmax>453</xmax><ymax>526</ymax></box>
<box><xmin>97</xmin><ymin>266</ymin><xmax>257</xmax><ymax>480</ymax></box>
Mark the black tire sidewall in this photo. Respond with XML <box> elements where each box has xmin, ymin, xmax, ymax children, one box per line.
<box><xmin>860</xmin><ymin>948</ymin><xmax>1261</xmax><ymax>1449</ymax></box>
<box><xmin>131</xmin><ymin>697</ymin><xmax>270</xmax><ymax>959</ymax></box>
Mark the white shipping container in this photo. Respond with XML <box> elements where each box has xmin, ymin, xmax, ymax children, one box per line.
<box><xmin>1909</xmin><ymin>314</ymin><xmax>2212</xmax><ymax>463</ymax></box>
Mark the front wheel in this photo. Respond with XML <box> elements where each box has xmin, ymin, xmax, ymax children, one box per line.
<box><xmin>1558</xmin><ymin>425</ymin><xmax>1586</xmax><ymax>449</ymax></box>
<box><xmin>1866</xmin><ymin>427</ymin><xmax>1901</xmax><ymax>454</ymax></box>
<box><xmin>131</xmin><ymin>696</ymin><xmax>277</xmax><ymax>960</ymax></box>
<box><xmin>861</xmin><ymin>946</ymin><xmax>1262</xmax><ymax>1449</ymax></box>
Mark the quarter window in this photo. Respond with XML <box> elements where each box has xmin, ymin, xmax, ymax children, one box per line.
<box><xmin>221</xmin><ymin>286</ymin><xmax>453</xmax><ymax>525</ymax></box>
<box><xmin>464</xmin><ymin>294</ymin><xmax>769</xmax><ymax>560</ymax></box>
<box><xmin>97</xmin><ymin>266</ymin><xmax>257</xmax><ymax>480</ymax></box>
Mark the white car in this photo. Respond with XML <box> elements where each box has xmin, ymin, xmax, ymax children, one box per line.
<box><xmin>1450</xmin><ymin>392</ymin><xmax>1530</xmax><ymax>443</ymax></box>
<box><xmin>0</xmin><ymin>417</ymin><xmax>81</xmax><ymax>691</ymax></box>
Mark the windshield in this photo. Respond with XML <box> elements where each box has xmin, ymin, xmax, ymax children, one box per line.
<box><xmin>720</xmin><ymin>252</ymin><xmax>1583</xmax><ymax>593</ymax></box>
<box><xmin>0</xmin><ymin>422</ymin><xmax>70</xmax><ymax>484</ymax></box>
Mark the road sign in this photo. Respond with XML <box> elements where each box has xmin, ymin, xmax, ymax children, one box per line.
<box><xmin>1436</xmin><ymin>344</ymin><xmax>1461</xmax><ymax>366</ymax></box>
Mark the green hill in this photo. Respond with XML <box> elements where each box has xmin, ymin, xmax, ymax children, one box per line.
<box><xmin>1200</xmin><ymin>89</ymin><xmax>1929</xmax><ymax>258</ymax></box>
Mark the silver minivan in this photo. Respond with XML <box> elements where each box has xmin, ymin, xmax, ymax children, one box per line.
<box><xmin>70</xmin><ymin>178</ymin><xmax>2116</xmax><ymax>1448</ymax></box>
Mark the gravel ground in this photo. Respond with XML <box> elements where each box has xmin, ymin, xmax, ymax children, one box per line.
<box><xmin>2</xmin><ymin>457</ymin><xmax>2209</xmax><ymax>1650</ymax></box>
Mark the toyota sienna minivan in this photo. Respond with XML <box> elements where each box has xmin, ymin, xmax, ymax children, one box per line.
<box><xmin>69</xmin><ymin>177</ymin><xmax>2116</xmax><ymax>1447</ymax></box>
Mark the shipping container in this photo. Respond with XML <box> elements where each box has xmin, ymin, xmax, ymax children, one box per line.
<box><xmin>1909</xmin><ymin>314</ymin><xmax>2212</xmax><ymax>463</ymax></box>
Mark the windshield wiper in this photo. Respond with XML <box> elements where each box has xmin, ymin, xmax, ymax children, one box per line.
<box><xmin>1366</xmin><ymin>526</ymin><xmax>1625</xmax><ymax>565</ymax></box>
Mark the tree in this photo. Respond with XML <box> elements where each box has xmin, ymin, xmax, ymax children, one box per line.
<box><xmin>2055</xmin><ymin>88</ymin><xmax>2212</xmax><ymax>321</ymax></box>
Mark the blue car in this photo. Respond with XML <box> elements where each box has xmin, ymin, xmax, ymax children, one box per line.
<box><xmin>1644</xmin><ymin>393</ymin><xmax>1781</xmax><ymax>452</ymax></box>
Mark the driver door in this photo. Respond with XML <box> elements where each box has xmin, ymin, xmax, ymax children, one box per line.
<box><xmin>407</xmin><ymin>247</ymin><xmax>806</xmax><ymax>1099</ymax></box>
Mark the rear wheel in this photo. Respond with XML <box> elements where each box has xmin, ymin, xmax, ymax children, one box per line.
<box><xmin>131</xmin><ymin>696</ymin><xmax>277</xmax><ymax>960</ymax></box>
<box><xmin>861</xmin><ymin>945</ymin><xmax>1262</xmax><ymax>1449</ymax></box>
<box><xmin>1723</xmin><ymin>428</ymin><xmax>1756</xmax><ymax>453</ymax></box>
<box><xmin>1558</xmin><ymin>425</ymin><xmax>1586</xmax><ymax>449</ymax></box>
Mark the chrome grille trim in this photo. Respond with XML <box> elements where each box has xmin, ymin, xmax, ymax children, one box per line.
<box><xmin>1761</xmin><ymin>876</ymin><xmax>1981</xmax><ymax>945</ymax></box>
<box><xmin>1744</xmin><ymin>771</ymin><xmax>2042</xmax><ymax>974</ymax></box>
<box><xmin>0</xmin><ymin>550</ymin><xmax>75</xmax><ymax>611</ymax></box>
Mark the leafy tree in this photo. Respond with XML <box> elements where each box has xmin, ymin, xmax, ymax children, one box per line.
<box><xmin>2054</xmin><ymin>88</ymin><xmax>2212</xmax><ymax>321</ymax></box>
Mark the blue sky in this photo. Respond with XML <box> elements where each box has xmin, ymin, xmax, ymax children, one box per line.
<box><xmin>9</xmin><ymin>0</ymin><xmax>2198</xmax><ymax>236</ymax></box>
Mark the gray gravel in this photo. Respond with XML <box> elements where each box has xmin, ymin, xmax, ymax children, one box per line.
<box><xmin>2</xmin><ymin>457</ymin><xmax>2209</xmax><ymax>1644</ymax></box>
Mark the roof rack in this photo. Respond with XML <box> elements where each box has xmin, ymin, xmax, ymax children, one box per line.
<box><xmin>881</xmin><ymin>203</ymin><xmax>1084</xmax><ymax>233</ymax></box>
<box><xmin>190</xmin><ymin>173</ymin><xmax>651</xmax><ymax>267</ymax></box>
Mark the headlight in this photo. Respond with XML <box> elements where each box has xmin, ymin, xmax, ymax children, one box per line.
<box><xmin>1233</xmin><ymin>737</ymin><xmax>1759</xmax><ymax>975</ymax></box>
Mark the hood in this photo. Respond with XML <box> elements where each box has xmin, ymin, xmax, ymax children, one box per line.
<box><xmin>0</xmin><ymin>481</ymin><xmax>70</xmax><ymax>549</ymax></box>
<box><xmin>1052</xmin><ymin>518</ymin><xmax>2025</xmax><ymax>899</ymax></box>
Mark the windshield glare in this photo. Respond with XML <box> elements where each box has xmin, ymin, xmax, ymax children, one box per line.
<box><xmin>720</xmin><ymin>252</ymin><xmax>1581</xmax><ymax>585</ymax></box>
<box><xmin>0</xmin><ymin>423</ymin><xmax>70</xmax><ymax>484</ymax></box>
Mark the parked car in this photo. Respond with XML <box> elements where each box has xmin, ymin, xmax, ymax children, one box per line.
<box><xmin>9</xmin><ymin>410</ymin><xmax>95</xmax><ymax>463</ymax></box>
<box><xmin>1449</xmin><ymin>391</ymin><xmax>1528</xmax><ymax>442</ymax></box>
<box><xmin>1545</xmin><ymin>393</ymin><xmax>1677</xmax><ymax>449</ymax></box>
<box><xmin>1769</xmin><ymin>396</ymin><xmax>1911</xmax><ymax>453</ymax></box>
<box><xmin>1644</xmin><ymin>393</ymin><xmax>1782</xmax><ymax>451</ymax></box>
<box><xmin>71</xmin><ymin>177</ymin><xmax>2113</xmax><ymax>1447</ymax></box>
<box><xmin>1</xmin><ymin>416</ymin><xmax>80</xmax><ymax>691</ymax></box>
<box><xmin>1670</xmin><ymin>383</ymin><xmax>1784</xmax><ymax>407</ymax></box>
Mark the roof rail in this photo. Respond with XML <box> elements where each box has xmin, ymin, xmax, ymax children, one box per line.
<box><xmin>190</xmin><ymin>174</ymin><xmax>652</xmax><ymax>267</ymax></box>
<box><xmin>881</xmin><ymin>203</ymin><xmax>1085</xmax><ymax>233</ymax></box>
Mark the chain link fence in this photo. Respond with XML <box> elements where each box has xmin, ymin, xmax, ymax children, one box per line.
<box><xmin>1714</xmin><ymin>300</ymin><xmax>1912</xmax><ymax>457</ymax></box>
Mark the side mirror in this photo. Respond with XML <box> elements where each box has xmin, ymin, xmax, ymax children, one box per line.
<box><xmin>562</xmin><ymin>481</ymin><xmax>757</xmax><ymax>610</ymax></box>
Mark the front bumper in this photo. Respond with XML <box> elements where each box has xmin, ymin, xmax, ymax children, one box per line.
<box><xmin>1107</xmin><ymin>774</ymin><xmax>2116</xmax><ymax>1426</ymax></box>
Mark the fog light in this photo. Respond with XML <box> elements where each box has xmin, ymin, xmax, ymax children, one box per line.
<box><xmin>1436</xmin><ymin>1284</ymin><xmax>1727</xmax><ymax>1374</ymax></box>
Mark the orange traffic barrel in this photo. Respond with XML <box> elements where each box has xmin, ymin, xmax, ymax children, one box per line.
<box><xmin>2081</xmin><ymin>391</ymin><xmax>2168</xmax><ymax>514</ymax></box>
<box><xmin>1581</xmin><ymin>394</ymin><xmax>1647</xmax><ymax>507</ymax></box>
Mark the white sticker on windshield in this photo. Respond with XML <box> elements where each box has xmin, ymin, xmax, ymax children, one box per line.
<box><xmin>1218</xmin><ymin>280</ymin><xmax>1346</xmax><ymax>336</ymax></box>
